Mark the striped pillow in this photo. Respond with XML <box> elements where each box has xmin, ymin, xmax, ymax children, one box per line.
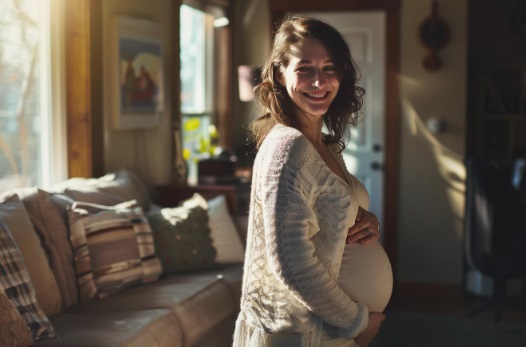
<box><xmin>68</xmin><ymin>200</ymin><xmax>162</xmax><ymax>301</ymax></box>
<box><xmin>0</xmin><ymin>218</ymin><xmax>57</xmax><ymax>341</ymax></box>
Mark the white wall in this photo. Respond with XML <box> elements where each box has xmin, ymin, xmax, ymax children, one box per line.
<box><xmin>397</xmin><ymin>0</ymin><xmax>467</xmax><ymax>283</ymax></box>
<box><xmin>102</xmin><ymin>0</ymin><xmax>175</xmax><ymax>189</ymax></box>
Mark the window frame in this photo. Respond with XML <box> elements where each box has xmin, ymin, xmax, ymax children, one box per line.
<box><xmin>0</xmin><ymin>0</ymin><xmax>68</xmax><ymax>189</ymax></box>
<box><xmin>64</xmin><ymin>0</ymin><xmax>96</xmax><ymax>178</ymax></box>
<box><xmin>180</xmin><ymin>0</ymin><xmax>232</xmax><ymax>152</ymax></box>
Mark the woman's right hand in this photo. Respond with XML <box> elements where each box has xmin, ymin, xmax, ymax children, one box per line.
<box><xmin>354</xmin><ymin>312</ymin><xmax>386</xmax><ymax>347</ymax></box>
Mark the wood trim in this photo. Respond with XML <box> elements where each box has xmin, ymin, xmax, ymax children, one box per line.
<box><xmin>172</xmin><ymin>2</ymin><xmax>182</xmax><ymax>183</ymax></box>
<box><xmin>383</xmin><ymin>6</ymin><xmax>401</xmax><ymax>291</ymax></box>
<box><xmin>270</xmin><ymin>0</ymin><xmax>401</xmax><ymax>13</ymax></box>
<box><xmin>215</xmin><ymin>25</ymin><xmax>232</xmax><ymax>150</ymax></box>
<box><xmin>90</xmin><ymin>0</ymin><xmax>104</xmax><ymax>178</ymax></box>
<box><xmin>65</xmin><ymin>0</ymin><xmax>92</xmax><ymax>178</ymax></box>
<box><xmin>396</xmin><ymin>282</ymin><xmax>463</xmax><ymax>301</ymax></box>
<box><xmin>270</xmin><ymin>1</ymin><xmax>401</xmax><ymax>284</ymax></box>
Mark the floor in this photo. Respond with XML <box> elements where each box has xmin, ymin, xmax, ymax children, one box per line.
<box><xmin>389</xmin><ymin>287</ymin><xmax>526</xmax><ymax>321</ymax></box>
<box><xmin>368</xmin><ymin>288</ymin><xmax>526</xmax><ymax>347</ymax></box>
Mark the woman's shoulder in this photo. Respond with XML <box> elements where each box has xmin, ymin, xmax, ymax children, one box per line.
<box><xmin>257</xmin><ymin>124</ymin><xmax>319</xmax><ymax>174</ymax></box>
<box><xmin>261</xmin><ymin>124</ymin><xmax>313</xmax><ymax>156</ymax></box>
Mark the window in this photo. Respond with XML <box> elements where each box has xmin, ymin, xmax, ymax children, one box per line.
<box><xmin>180</xmin><ymin>1</ymin><xmax>230</xmax><ymax>184</ymax></box>
<box><xmin>0</xmin><ymin>0</ymin><xmax>65</xmax><ymax>191</ymax></box>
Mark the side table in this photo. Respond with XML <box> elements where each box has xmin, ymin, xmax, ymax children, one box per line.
<box><xmin>155</xmin><ymin>183</ymin><xmax>250</xmax><ymax>215</ymax></box>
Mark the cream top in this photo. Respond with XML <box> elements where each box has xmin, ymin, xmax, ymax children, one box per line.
<box><xmin>234</xmin><ymin>124</ymin><xmax>369</xmax><ymax>347</ymax></box>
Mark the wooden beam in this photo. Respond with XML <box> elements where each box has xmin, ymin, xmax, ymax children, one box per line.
<box><xmin>383</xmin><ymin>8</ymin><xmax>401</xmax><ymax>292</ymax></box>
<box><xmin>90</xmin><ymin>0</ymin><xmax>104</xmax><ymax>178</ymax></box>
<box><xmin>172</xmin><ymin>1</ymin><xmax>182</xmax><ymax>183</ymax></box>
<box><xmin>65</xmin><ymin>0</ymin><xmax>92</xmax><ymax>178</ymax></box>
<box><xmin>270</xmin><ymin>0</ymin><xmax>401</xmax><ymax>13</ymax></box>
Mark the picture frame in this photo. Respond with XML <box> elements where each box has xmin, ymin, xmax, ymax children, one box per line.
<box><xmin>110</xmin><ymin>16</ymin><xmax>163</xmax><ymax>129</ymax></box>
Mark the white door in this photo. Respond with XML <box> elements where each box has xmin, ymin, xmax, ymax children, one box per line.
<box><xmin>295</xmin><ymin>11</ymin><xmax>386</xmax><ymax>235</ymax></box>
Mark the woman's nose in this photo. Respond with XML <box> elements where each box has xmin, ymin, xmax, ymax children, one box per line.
<box><xmin>311</xmin><ymin>71</ymin><xmax>327</xmax><ymax>88</ymax></box>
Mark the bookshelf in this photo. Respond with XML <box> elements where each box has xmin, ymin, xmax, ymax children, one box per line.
<box><xmin>478</xmin><ymin>69</ymin><xmax>526</xmax><ymax>161</ymax></box>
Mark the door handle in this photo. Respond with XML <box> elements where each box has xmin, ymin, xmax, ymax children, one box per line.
<box><xmin>371</xmin><ymin>161</ymin><xmax>383</xmax><ymax>171</ymax></box>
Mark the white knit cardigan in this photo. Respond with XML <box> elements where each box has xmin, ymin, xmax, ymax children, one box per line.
<box><xmin>233</xmin><ymin>124</ymin><xmax>369</xmax><ymax>347</ymax></box>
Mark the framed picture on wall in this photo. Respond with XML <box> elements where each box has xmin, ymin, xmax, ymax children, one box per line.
<box><xmin>110</xmin><ymin>16</ymin><xmax>163</xmax><ymax>129</ymax></box>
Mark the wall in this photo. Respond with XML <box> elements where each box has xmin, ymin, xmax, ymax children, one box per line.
<box><xmin>231</xmin><ymin>0</ymin><xmax>271</xmax><ymax>164</ymax></box>
<box><xmin>398</xmin><ymin>0</ymin><xmax>467</xmax><ymax>283</ymax></box>
<box><xmin>233</xmin><ymin>0</ymin><xmax>469</xmax><ymax>284</ymax></box>
<box><xmin>99</xmin><ymin>0</ymin><xmax>176</xmax><ymax>189</ymax></box>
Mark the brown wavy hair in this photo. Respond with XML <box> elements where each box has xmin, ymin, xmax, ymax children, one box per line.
<box><xmin>250</xmin><ymin>16</ymin><xmax>365</xmax><ymax>152</ymax></box>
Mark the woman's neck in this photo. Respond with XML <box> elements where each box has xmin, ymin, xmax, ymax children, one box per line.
<box><xmin>296</xmin><ymin>114</ymin><xmax>324</xmax><ymax>147</ymax></box>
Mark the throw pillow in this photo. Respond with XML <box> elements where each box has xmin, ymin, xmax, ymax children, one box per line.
<box><xmin>0</xmin><ymin>287</ymin><xmax>33</xmax><ymax>347</ymax></box>
<box><xmin>0</xmin><ymin>193</ymin><xmax>62</xmax><ymax>316</ymax></box>
<box><xmin>68</xmin><ymin>200</ymin><xmax>162</xmax><ymax>301</ymax></box>
<box><xmin>18</xmin><ymin>188</ymin><xmax>79</xmax><ymax>309</ymax></box>
<box><xmin>147</xmin><ymin>193</ymin><xmax>217</xmax><ymax>273</ymax></box>
<box><xmin>208</xmin><ymin>195</ymin><xmax>245</xmax><ymax>264</ymax></box>
<box><xmin>0</xmin><ymin>217</ymin><xmax>57</xmax><ymax>341</ymax></box>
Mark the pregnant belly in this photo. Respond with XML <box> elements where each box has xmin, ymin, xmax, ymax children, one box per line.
<box><xmin>338</xmin><ymin>242</ymin><xmax>393</xmax><ymax>312</ymax></box>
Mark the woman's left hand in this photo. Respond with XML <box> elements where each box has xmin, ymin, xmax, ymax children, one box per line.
<box><xmin>346</xmin><ymin>207</ymin><xmax>381</xmax><ymax>245</ymax></box>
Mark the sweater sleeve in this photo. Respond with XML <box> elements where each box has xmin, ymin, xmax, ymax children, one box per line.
<box><xmin>260</xmin><ymin>141</ymin><xmax>369</xmax><ymax>338</ymax></box>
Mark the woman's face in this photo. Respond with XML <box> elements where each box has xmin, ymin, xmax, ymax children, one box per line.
<box><xmin>278</xmin><ymin>39</ymin><xmax>340</xmax><ymax>122</ymax></box>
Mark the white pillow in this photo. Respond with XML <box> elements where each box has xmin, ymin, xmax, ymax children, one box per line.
<box><xmin>207</xmin><ymin>195</ymin><xmax>245</xmax><ymax>264</ymax></box>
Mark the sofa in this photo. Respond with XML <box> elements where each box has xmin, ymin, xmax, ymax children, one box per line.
<box><xmin>0</xmin><ymin>169</ymin><xmax>247</xmax><ymax>347</ymax></box>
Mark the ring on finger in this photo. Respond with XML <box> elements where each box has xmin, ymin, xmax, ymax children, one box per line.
<box><xmin>367</xmin><ymin>228</ymin><xmax>373</xmax><ymax>237</ymax></box>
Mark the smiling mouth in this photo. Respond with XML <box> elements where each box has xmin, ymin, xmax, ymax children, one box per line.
<box><xmin>304</xmin><ymin>92</ymin><xmax>330</xmax><ymax>101</ymax></box>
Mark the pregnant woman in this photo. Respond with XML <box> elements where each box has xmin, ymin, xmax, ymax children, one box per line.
<box><xmin>233</xmin><ymin>16</ymin><xmax>392</xmax><ymax>347</ymax></box>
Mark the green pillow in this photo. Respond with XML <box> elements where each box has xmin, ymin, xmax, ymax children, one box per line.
<box><xmin>147</xmin><ymin>194</ymin><xmax>217</xmax><ymax>273</ymax></box>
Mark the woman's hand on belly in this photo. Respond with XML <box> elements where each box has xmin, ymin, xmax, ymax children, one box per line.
<box><xmin>355</xmin><ymin>312</ymin><xmax>386</xmax><ymax>347</ymax></box>
<box><xmin>346</xmin><ymin>207</ymin><xmax>381</xmax><ymax>245</ymax></box>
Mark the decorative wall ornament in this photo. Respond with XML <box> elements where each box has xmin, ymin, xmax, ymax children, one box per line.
<box><xmin>419</xmin><ymin>1</ymin><xmax>450</xmax><ymax>72</ymax></box>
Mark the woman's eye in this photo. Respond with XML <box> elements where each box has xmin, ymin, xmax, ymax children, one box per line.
<box><xmin>296</xmin><ymin>67</ymin><xmax>311</xmax><ymax>72</ymax></box>
<box><xmin>324</xmin><ymin>66</ymin><xmax>336</xmax><ymax>72</ymax></box>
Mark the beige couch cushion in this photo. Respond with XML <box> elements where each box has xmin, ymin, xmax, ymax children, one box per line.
<box><xmin>35</xmin><ymin>309</ymin><xmax>182</xmax><ymax>347</ymax></box>
<box><xmin>0</xmin><ymin>215</ymin><xmax>57</xmax><ymax>341</ymax></box>
<box><xmin>172</xmin><ymin>279</ymin><xmax>237</xmax><ymax>345</ymax></box>
<box><xmin>67</xmin><ymin>266</ymin><xmax>240</xmax><ymax>313</ymax></box>
<box><xmin>0</xmin><ymin>193</ymin><xmax>61</xmax><ymax>316</ymax></box>
<box><xmin>67</xmin><ymin>265</ymin><xmax>242</xmax><ymax>345</ymax></box>
<box><xmin>208</xmin><ymin>195</ymin><xmax>245</xmax><ymax>264</ymax></box>
<box><xmin>50</xmin><ymin>169</ymin><xmax>151</xmax><ymax>211</ymax></box>
<box><xmin>18</xmin><ymin>188</ymin><xmax>78</xmax><ymax>308</ymax></box>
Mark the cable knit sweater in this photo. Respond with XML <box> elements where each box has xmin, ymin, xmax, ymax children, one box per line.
<box><xmin>233</xmin><ymin>124</ymin><xmax>369</xmax><ymax>347</ymax></box>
